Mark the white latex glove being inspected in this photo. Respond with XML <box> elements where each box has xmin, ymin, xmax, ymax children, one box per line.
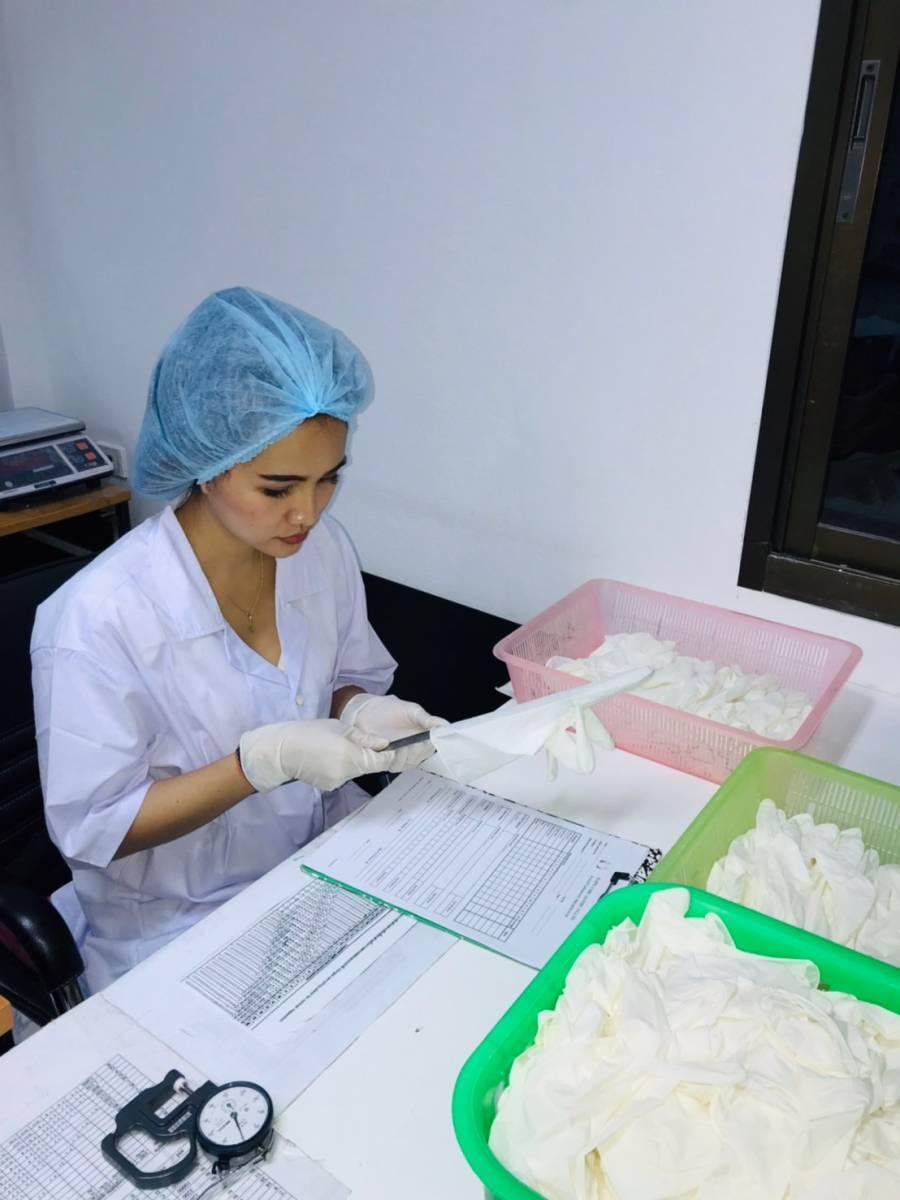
<box><xmin>238</xmin><ymin>718</ymin><xmax>398</xmax><ymax>793</ymax></box>
<box><xmin>340</xmin><ymin>692</ymin><xmax>448</xmax><ymax>770</ymax></box>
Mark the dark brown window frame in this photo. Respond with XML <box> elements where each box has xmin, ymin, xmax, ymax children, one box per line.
<box><xmin>740</xmin><ymin>0</ymin><xmax>900</xmax><ymax>626</ymax></box>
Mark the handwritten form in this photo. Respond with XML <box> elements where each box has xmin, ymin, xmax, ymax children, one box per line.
<box><xmin>106</xmin><ymin>849</ymin><xmax>452</xmax><ymax>1109</ymax></box>
<box><xmin>304</xmin><ymin>770</ymin><xmax>656</xmax><ymax>968</ymax></box>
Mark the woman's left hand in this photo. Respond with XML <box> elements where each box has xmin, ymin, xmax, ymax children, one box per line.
<box><xmin>340</xmin><ymin>693</ymin><xmax>447</xmax><ymax>770</ymax></box>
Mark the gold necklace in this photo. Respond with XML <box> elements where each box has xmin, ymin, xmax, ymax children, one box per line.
<box><xmin>221</xmin><ymin>551</ymin><xmax>264</xmax><ymax>632</ymax></box>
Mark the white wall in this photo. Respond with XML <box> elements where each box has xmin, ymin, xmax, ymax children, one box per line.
<box><xmin>1</xmin><ymin>0</ymin><xmax>898</xmax><ymax>691</ymax></box>
<box><xmin>0</xmin><ymin>327</ymin><xmax>12</xmax><ymax>411</ymax></box>
<box><xmin>0</xmin><ymin>9</ymin><xmax>50</xmax><ymax>410</ymax></box>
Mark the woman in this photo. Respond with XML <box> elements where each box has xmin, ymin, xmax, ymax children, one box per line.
<box><xmin>31</xmin><ymin>287</ymin><xmax>443</xmax><ymax>991</ymax></box>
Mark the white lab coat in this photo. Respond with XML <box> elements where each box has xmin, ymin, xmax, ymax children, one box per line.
<box><xmin>30</xmin><ymin>506</ymin><xmax>395</xmax><ymax>991</ymax></box>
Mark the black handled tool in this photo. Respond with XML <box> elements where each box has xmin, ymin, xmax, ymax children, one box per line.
<box><xmin>386</xmin><ymin>730</ymin><xmax>433</xmax><ymax>750</ymax></box>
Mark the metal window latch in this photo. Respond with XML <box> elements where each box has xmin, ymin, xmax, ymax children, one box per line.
<box><xmin>837</xmin><ymin>59</ymin><xmax>880</xmax><ymax>224</ymax></box>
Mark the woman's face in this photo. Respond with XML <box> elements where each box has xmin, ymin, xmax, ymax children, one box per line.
<box><xmin>201</xmin><ymin>416</ymin><xmax>348</xmax><ymax>557</ymax></box>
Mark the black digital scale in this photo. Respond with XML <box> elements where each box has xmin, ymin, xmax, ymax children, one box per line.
<box><xmin>0</xmin><ymin>406</ymin><xmax>113</xmax><ymax>504</ymax></box>
<box><xmin>102</xmin><ymin>1069</ymin><xmax>275</xmax><ymax>1190</ymax></box>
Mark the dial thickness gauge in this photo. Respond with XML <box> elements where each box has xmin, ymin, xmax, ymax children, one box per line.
<box><xmin>196</xmin><ymin>1081</ymin><xmax>274</xmax><ymax>1164</ymax></box>
<box><xmin>102</xmin><ymin>1069</ymin><xmax>274</xmax><ymax>1190</ymax></box>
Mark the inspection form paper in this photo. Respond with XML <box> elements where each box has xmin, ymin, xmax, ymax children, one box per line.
<box><xmin>303</xmin><ymin>770</ymin><xmax>657</xmax><ymax>968</ymax></box>
<box><xmin>0</xmin><ymin>996</ymin><xmax>345</xmax><ymax>1200</ymax></box>
<box><xmin>106</xmin><ymin>848</ymin><xmax>452</xmax><ymax>1109</ymax></box>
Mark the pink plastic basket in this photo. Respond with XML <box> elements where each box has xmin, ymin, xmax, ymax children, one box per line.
<box><xmin>493</xmin><ymin>580</ymin><xmax>862</xmax><ymax>783</ymax></box>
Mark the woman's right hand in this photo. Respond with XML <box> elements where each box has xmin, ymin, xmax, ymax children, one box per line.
<box><xmin>238</xmin><ymin>718</ymin><xmax>396</xmax><ymax>793</ymax></box>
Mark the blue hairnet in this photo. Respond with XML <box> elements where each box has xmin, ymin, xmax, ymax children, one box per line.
<box><xmin>133</xmin><ymin>287</ymin><xmax>373</xmax><ymax>499</ymax></box>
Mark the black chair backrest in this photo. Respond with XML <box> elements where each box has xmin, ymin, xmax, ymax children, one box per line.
<box><xmin>361</xmin><ymin>572</ymin><xmax>516</xmax><ymax>723</ymax></box>
<box><xmin>0</xmin><ymin>557</ymin><xmax>93</xmax><ymax>895</ymax></box>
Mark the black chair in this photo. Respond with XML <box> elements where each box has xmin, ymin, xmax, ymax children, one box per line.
<box><xmin>0</xmin><ymin>556</ymin><xmax>92</xmax><ymax>893</ymax></box>
<box><xmin>0</xmin><ymin>557</ymin><xmax>92</xmax><ymax>1045</ymax></box>
<box><xmin>361</xmin><ymin>572</ymin><xmax>516</xmax><ymax>722</ymax></box>
<box><xmin>0</xmin><ymin>885</ymin><xmax>85</xmax><ymax>1029</ymax></box>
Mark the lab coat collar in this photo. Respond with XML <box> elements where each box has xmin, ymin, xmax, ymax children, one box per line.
<box><xmin>154</xmin><ymin>505</ymin><xmax>327</xmax><ymax>641</ymax></box>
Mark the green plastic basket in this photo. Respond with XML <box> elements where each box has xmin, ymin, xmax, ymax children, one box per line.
<box><xmin>451</xmin><ymin>882</ymin><xmax>900</xmax><ymax>1200</ymax></box>
<box><xmin>653</xmin><ymin>747</ymin><xmax>900</xmax><ymax>888</ymax></box>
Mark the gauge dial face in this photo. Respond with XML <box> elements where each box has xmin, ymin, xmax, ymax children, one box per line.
<box><xmin>197</xmin><ymin>1083</ymin><xmax>272</xmax><ymax>1152</ymax></box>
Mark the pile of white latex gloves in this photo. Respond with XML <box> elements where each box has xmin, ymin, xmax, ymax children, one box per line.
<box><xmin>707</xmin><ymin>800</ymin><xmax>900</xmax><ymax>967</ymax></box>
<box><xmin>490</xmin><ymin>888</ymin><xmax>900</xmax><ymax>1200</ymax></box>
<box><xmin>547</xmin><ymin>631</ymin><xmax>813</xmax><ymax>740</ymax></box>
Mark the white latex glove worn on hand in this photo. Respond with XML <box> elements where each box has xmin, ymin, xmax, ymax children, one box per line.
<box><xmin>340</xmin><ymin>694</ymin><xmax>448</xmax><ymax>771</ymax></box>
<box><xmin>238</xmin><ymin>719</ymin><xmax>396</xmax><ymax>793</ymax></box>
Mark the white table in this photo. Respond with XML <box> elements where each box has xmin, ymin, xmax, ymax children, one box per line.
<box><xmin>6</xmin><ymin>682</ymin><xmax>900</xmax><ymax>1200</ymax></box>
<box><xmin>278</xmin><ymin>682</ymin><xmax>900</xmax><ymax>1200</ymax></box>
